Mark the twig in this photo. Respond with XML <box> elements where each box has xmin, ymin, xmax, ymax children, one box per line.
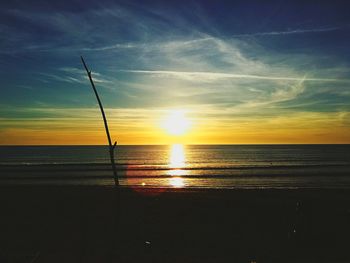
<box><xmin>81</xmin><ymin>56</ymin><xmax>119</xmax><ymax>187</ymax></box>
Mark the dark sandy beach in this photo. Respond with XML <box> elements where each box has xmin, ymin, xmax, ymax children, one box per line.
<box><xmin>1</xmin><ymin>185</ymin><xmax>350</xmax><ymax>263</ymax></box>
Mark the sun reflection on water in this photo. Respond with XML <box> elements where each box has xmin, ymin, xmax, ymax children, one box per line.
<box><xmin>169</xmin><ymin>144</ymin><xmax>185</xmax><ymax>168</ymax></box>
<box><xmin>167</xmin><ymin>144</ymin><xmax>188</xmax><ymax>187</ymax></box>
<box><xmin>169</xmin><ymin>177</ymin><xmax>185</xmax><ymax>188</ymax></box>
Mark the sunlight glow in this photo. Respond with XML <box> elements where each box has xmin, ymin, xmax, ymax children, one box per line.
<box><xmin>169</xmin><ymin>169</ymin><xmax>187</xmax><ymax>176</ymax></box>
<box><xmin>169</xmin><ymin>177</ymin><xmax>185</xmax><ymax>188</ymax></box>
<box><xmin>162</xmin><ymin>110</ymin><xmax>191</xmax><ymax>136</ymax></box>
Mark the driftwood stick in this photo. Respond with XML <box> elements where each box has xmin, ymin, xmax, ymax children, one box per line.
<box><xmin>81</xmin><ymin>56</ymin><xmax>119</xmax><ymax>187</ymax></box>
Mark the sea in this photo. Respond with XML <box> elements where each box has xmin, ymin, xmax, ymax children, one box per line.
<box><xmin>0</xmin><ymin>144</ymin><xmax>349</xmax><ymax>189</ymax></box>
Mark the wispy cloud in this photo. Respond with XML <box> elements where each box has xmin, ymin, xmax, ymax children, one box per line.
<box><xmin>118</xmin><ymin>70</ymin><xmax>346</xmax><ymax>82</ymax></box>
<box><xmin>235</xmin><ymin>76</ymin><xmax>307</xmax><ymax>109</ymax></box>
<box><xmin>81</xmin><ymin>43</ymin><xmax>138</xmax><ymax>51</ymax></box>
<box><xmin>232</xmin><ymin>26</ymin><xmax>347</xmax><ymax>37</ymax></box>
<box><xmin>37</xmin><ymin>68</ymin><xmax>113</xmax><ymax>86</ymax></box>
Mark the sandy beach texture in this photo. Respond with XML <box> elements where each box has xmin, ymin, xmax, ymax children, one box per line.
<box><xmin>1</xmin><ymin>185</ymin><xmax>350</xmax><ymax>262</ymax></box>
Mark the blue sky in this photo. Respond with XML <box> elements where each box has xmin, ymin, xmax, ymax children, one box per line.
<box><xmin>1</xmin><ymin>0</ymin><xmax>350</xmax><ymax>144</ymax></box>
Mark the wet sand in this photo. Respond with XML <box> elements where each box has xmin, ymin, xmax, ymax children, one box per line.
<box><xmin>1</xmin><ymin>185</ymin><xmax>350</xmax><ymax>262</ymax></box>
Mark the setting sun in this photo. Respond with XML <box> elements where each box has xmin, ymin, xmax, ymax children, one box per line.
<box><xmin>161</xmin><ymin>110</ymin><xmax>191</xmax><ymax>136</ymax></box>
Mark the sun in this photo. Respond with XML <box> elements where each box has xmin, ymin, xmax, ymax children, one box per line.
<box><xmin>161</xmin><ymin>110</ymin><xmax>191</xmax><ymax>136</ymax></box>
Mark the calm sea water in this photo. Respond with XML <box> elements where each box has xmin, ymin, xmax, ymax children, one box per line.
<box><xmin>0</xmin><ymin>145</ymin><xmax>349</xmax><ymax>189</ymax></box>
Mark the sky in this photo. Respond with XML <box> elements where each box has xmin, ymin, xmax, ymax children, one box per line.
<box><xmin>1</xmin><ymin>0</ymin><xmax>350</xmax><ymax>145</ymax></box>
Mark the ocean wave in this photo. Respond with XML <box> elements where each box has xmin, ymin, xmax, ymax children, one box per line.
<box><xmin>0</xmin><ymin>162</ymin><xmax>349</xmax><ymax>171</ymax></box>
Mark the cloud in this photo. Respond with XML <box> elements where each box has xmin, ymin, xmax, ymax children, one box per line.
<box><xmin>81</xmin><ymin>43</ymin><xmax>138</xmax><ymax>51</ymax></box>
<box><xmin>232</xmin><ymin>26</ymin><xmax>347</xmax><ymax>37</ymax></box>
<box><xmin>118</xmin><ymin>70</ymin><xmax>344</xmax><ymax>82</ymax></box>
<box><xmin>232</xmin><ymin>76</ymin><xmax>306</xmax><ymax>110</ymax></box>
<box><xmin>37</xmin><ymin>67</ymin><xmax>113</xmax><ymax>86</ymax></box>
<box><xmin>271</xmin><ymin>76</ymin><xmax>306</xmax><ymax>101</ymax></box>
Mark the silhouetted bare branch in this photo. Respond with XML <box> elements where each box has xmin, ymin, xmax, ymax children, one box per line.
<box><xmin>81</xmin><ymin>56</ymin><xmax>119</xmax><ymax>187</ymax></box>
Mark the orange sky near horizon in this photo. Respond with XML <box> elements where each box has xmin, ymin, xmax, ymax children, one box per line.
<box><xmin>1</xmin><ymin>109</ymin><xmax>349</xmax><ymax>145</ymax></box>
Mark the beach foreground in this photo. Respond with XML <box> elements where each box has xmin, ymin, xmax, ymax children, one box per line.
<box><xmin>1</xmin><ymin>186</ymin><xmax>350</xmax><ymax>263</ymax></box>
